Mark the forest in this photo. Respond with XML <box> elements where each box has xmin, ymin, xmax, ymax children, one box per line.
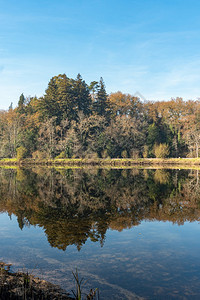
<box><xmin>0</xmin><ymin>73</ymin><xmax>200</xmax><ymax>159</ymax></box>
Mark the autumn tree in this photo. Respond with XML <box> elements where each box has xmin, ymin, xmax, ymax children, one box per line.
<box><xmin>38</xmin><ymin>117</ymin><xmax>58</xmax><ymax>158</ymax></box>
<box><xmin>109</xmin><ymin>91</ymin><xmax>142</xmax><ymax>119</ymax></box>
<box><xmin>0</xmin><ymin>110</ymin><xmax>22</xmax><ymax>157</ymax></box>
<box><xmin>182</xmin><ymin>108</ymin><xmax>200</xmax><ymax>157</ymax></box>
<box><xmin>104</xmin><ymin>115</ymin><xmax>146</xmax><ymax>158</ymax></box>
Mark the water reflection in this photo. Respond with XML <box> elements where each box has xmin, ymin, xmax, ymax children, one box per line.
<box><xmin>0</xmin><ymin>167</ymin><xmax>200</xmax><ymax>251</ymax></box>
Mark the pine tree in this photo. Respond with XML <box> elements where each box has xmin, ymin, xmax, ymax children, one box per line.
<box><xmin>88</xmin><ymin>81</ymin><xmax>99</xmax><ymax>101</ymax></box>
<box><xmin>8</xmin><ymin>102</ymin><xmax>13</xmax><ymax>111</ymax></box>
<box><xmin>40</xmin><ymin>77</ymin><xmax>59</xmax><ymax>120</ymax></box>
<box><xmin>94</xmin><ymin>77</ymin><xmax>111</xmax><ymax>121</ymax></box>
<box><xmin>17</xmin><ymin>93</ymin><xmax>25</xmax><ymax>114</ymax></box>
<box><xmin>73</xmin><ymin>74</ymin><xmax>92</xmax><ymax>115</ymax></box>
<box><xmin>56</xmin><ymin>74</ymin><xmax>78</xmax><ymax>122</ymax></box>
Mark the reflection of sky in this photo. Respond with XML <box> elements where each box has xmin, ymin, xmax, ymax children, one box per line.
<box><xmin>1</xmin><ymin>214</ymin><xmax>200</xmax><ymax>299</ymax></box>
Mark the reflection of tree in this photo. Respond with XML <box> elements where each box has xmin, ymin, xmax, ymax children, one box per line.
<box><xmin>0</xmin><ymin>168</ymin><xmax>200</xmax><ymax>250</ymax></box>
<box><xmin>154</xmin><ymin>169</ymin><xmax>170</xmax><ymax>184</ymax></box>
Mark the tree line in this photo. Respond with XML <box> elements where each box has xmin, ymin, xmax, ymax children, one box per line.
<box><xmin>0</xmin><ymin>73</ymin><xmax>200</xmax><ymax>159</ymax></box>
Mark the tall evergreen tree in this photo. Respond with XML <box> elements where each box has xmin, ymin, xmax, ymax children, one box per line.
<box><xmin>56</xmin><ymin>74</ymin><xmax>78</xmax><ymax>122</ymax></box>
<box><xmin>88</xmin><ymin>81</ymin><xmax>99</xmax><ymax>101</ymax></box>
<box><xmin>73</xmin><ymin>74</ymin><xmax>92</xmax><ymax>115</ymax></box>
<box><xmin>94</xmin><ymin>77</ymin><xmax>111</xmax><ymax>121</ymax></box>
<box><xmin>8</xmin><ymin>102</ymin><xmax>13</xmax><ymax>111</ymax></box>
<box><xmin>17</xmin><ymin>93</ymin><xmax>26</xmax><ymax>114</ymax></box>
<box><xmin>40</xmin><ymin>77</ymin><xmax>59</xmax><ymax>120</ymax></box>
<box><xmin>40</xmin><ymin>74</ymin><xmax>78</xmax><ymax>123</ymax></box>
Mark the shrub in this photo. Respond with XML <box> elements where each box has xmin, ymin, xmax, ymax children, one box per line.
<box><xmin>16</xmin><ymin>146</ymin><xmax>27</xmax><ymax>160</ymax></box>
<box><xmin>101</xmin><ymin>149</ymin><xmax>110</xmax><ymax>159</ymax></box>
<box><xmin>55</xmin><ymin>151</ymin><xmax>66</xmax><ymax>159</ymax></box>
<box><xmin>130</xmin><ymin>149</ymin><xmax>139</xmax><ymax>159</ymax></box>
<box><xmin>121</xmin><ymin>150</ymin><xmax>128</xmax><ymax>158</ymax></box>
<box><xmin>85</xmin><ymin>152</ymin><xmax>99</xmax><ymax>159</ymax></box>
<box><xmin>143</xmin><ymin>145</ymin><xmax>149</xmax><ymax>158</ymax></box>
<box><xmin>153</xmin><ymin>143</ymin><xmax>170</xmax><ymax>158</ymax></box>
<box><xmin>32</xmin><ymin>150</ymin><xmax>47</xmax><ymax>159</ymax></box>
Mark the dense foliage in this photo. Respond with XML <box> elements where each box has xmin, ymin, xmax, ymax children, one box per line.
<box><xmin>1</xmin><ymin>73</ymin><xmax>200</xmax><ymax>159</ymax></box>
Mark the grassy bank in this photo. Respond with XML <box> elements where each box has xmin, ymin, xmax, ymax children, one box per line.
<box><xmin>1</xmin><ymin>157</ymin><xmax>200</xmax><ymax>167</ymax></box>
<box><xmin>0</xmin><ymin>262</ymin><xmax>71</xmax><ymax>300</ymax></box>
<box><xmin>0</xmin><ymin>262</ymin><xmax>100</xmax><ymax>300</ymax></box>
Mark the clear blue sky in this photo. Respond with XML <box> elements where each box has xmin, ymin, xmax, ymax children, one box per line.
<box><xmin>1</xmin><ymin>0</ymin><xmax>200</xmax><ymax>109</ymax></box>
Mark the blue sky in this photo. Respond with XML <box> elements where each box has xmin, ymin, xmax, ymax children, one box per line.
<box><xmin>1</xmin><ymin>0</ymin><xmax>200</xmax><ymax>109</ymax></box>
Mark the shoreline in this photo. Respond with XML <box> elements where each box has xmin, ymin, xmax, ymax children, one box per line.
<box><xmin>1</xmin><ymin>157</ymin><xmax>200</xmax><ymax>167</ymax></box>
<box><xmin>0</xmin><ymin>262</ymin><xmax>72</xmax><ymax>300</ymax></box>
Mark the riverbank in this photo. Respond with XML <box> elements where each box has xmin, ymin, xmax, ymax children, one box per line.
<box><xmin>0</xmin><ymin>262</ymin><xmax>71</xmax><ymax>299</ymax></box>
<box><xmin>1</xmin><ymin>157</ymin><xmax>200</xmax><ymax>167</ymax></box>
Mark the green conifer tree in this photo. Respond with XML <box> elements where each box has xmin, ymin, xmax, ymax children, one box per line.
<box><xmin>40</xmin><ymin>77</ymin><xmax>59</xmax><ymax>120</ymax></box>
<box><xmin>17</xmin><ymin>93</ymin><xmax>25</xmax><ymax>114</ymax></box>
<box><xmin>94</xmin><ymin>77</ymin><xmax>111</xmax><ymax>121</ymax></box>
<box><xmin>56</xmin><ymin>74</ymin><xmax>78</xmax><ymax>122</ymax></box>
<box><xmin>73</xmin><ymin>74</ymin><xmax>92</xmax><ymax>115</ymax></box>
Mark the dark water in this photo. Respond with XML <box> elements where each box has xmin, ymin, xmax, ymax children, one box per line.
<box><xmin>0</xmin><ymin>167</ymin><xmax>200</xmax><ymax>299</ymax></box>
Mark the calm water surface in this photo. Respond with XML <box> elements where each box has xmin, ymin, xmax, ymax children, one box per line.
<box><xmin>0</xmin><ymin>167</ymin><xmax>200</xmax><ymax>299</ymax></box>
